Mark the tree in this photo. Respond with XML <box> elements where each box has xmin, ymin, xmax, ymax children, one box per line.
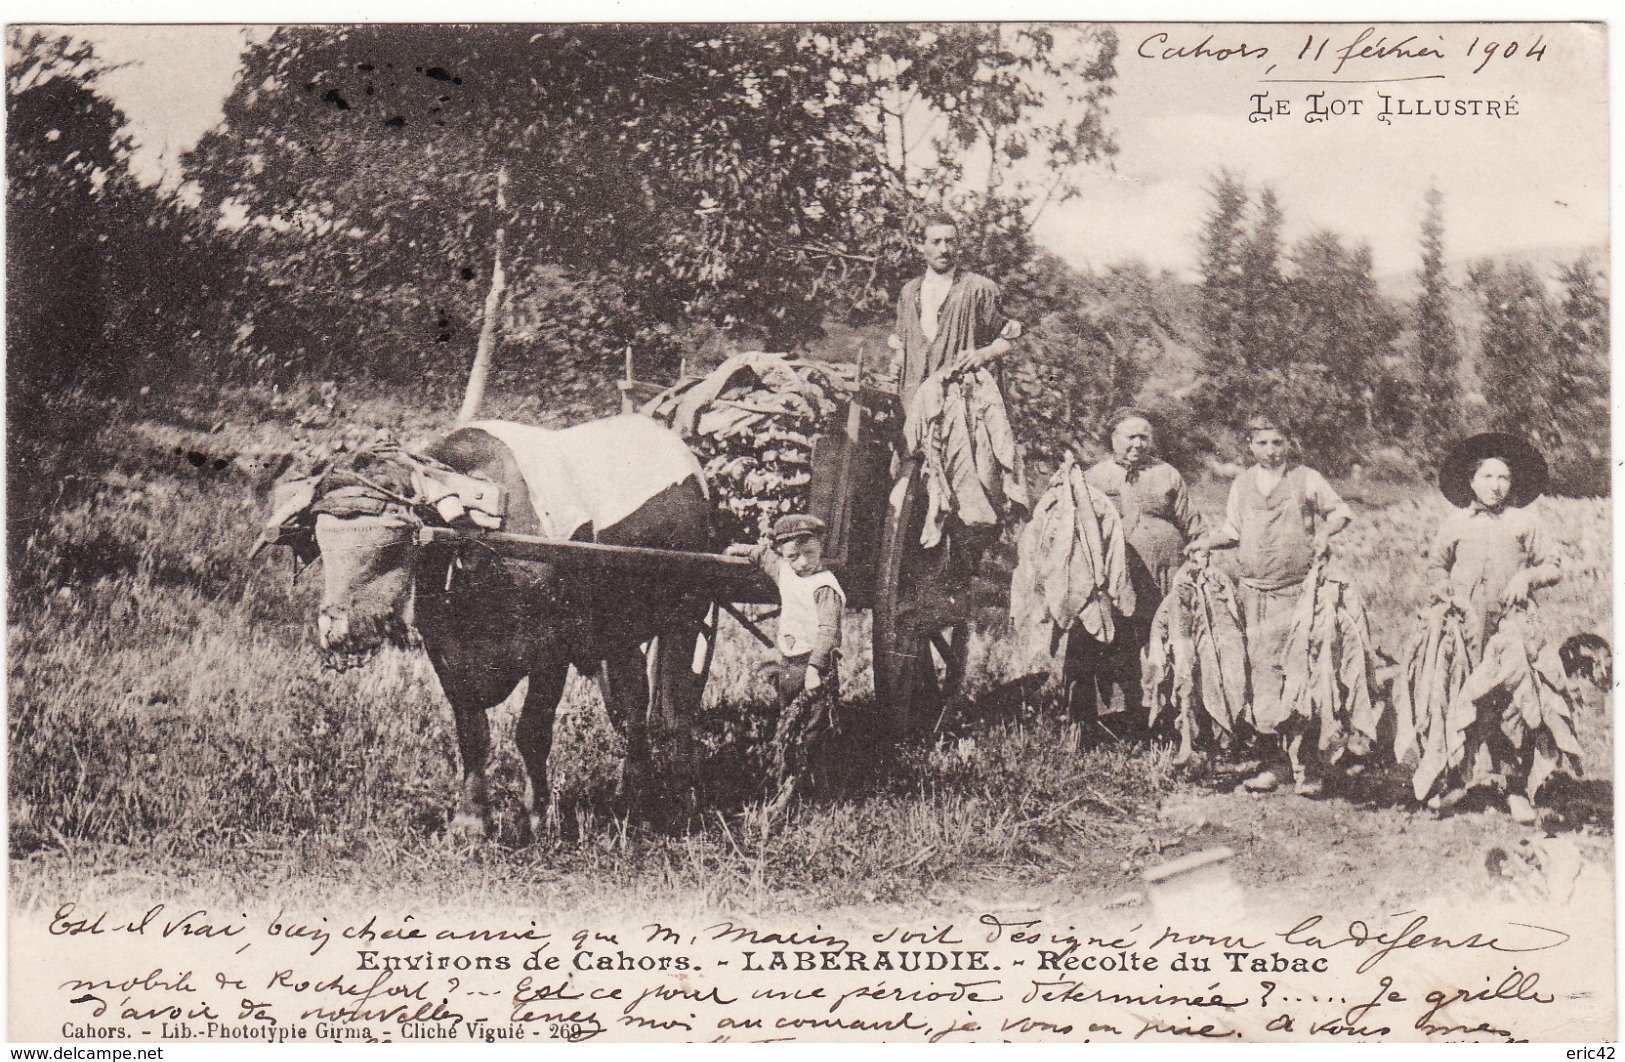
<box><xmin>1237</xmin><ymin>185</ymin><xmax>1289</xmax><ymax>377</ymax></box>
<box><xmin>1407</xmin><ymin>185</ymin><xmax>1461</xmax><ymax>449</ymax></box>
<box><xmin>1188</xmin><ymin>173</ymin><xmax>1408</xmax><ymax>472</ymax></box>
<box><xmin>1192</xmin><ymin>169</ymin><xmax>1250</xmax><ymax>411</ymax></box>
<box><xmin>6</xmin><ymin>33</ymin><xmax>128</xmax><ymax>398</ymax></box>
<box><xmin>1469</xmin><ymin>256</ymin><xmax>1608</xmax><ymax>496</ymax></box>
<box><xmin>861</xmin><ymin>24</ymin><xmax>1119</xmax><ymax>279</ymax></box>
<box><xmin>1546</xmin><ymin>258</ymin><xmax>1608</xmax><ymax>493</ymax></box>
<box><xmin>1469</xmin><ymin>259</ymin><xmax>1557</xmax><ymax>443</ymax></box>
<box><xmin>1289</xmin><ymin>232</ymin><xmax>1401</xmax><ymax>469</ymax></box>
<box><xmin>6</xmin><ymin>30</ymin><xmax>226</xmax><ymax>405</ymax></box>
<box><xmin>184</xmin><ymin>25</ymin><xmax>1119</xmax><ymax>399</ymax></box>
<box><xmin>1006</xmin><ymin>252</ymin><xmax>1171</xmax><ymax>470</ymax></box>
<box><xmin>187</xmin><ymin>27</ymin><xmax>885</xmax><ymax>383</ymax></box>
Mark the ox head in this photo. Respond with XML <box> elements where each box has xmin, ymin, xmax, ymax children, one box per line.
<box><xmin>253</xmin><ymin>446</ymin><xmax>424</xmax><ymax>669</ymax></box>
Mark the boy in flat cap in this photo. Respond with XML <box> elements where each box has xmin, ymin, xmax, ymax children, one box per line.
<box><xmin>728</xmin><ymin>514</ymin><xmax>846</xmax><ymax>809</ymax></box>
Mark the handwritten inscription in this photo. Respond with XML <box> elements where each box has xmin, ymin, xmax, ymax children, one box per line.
<box><xmin>1280</xmin><ymin>912</ymin><xmax>1569</xmax><ymax>974</ymax></box>
<box><xmin>1137</xmin><ymin>26</ymin><xmax>1548</xmax><ymax>77</ymax></box>
<box><xmin>28</xmin><ymin>903</ymin><xmax>1589</xmax><ymax>1043</ymax></box>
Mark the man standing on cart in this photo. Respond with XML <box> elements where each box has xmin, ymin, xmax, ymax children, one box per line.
<box><xmin>888</xmin><ymin>212</ymin><xmax>1021</xmax><ymax>418</ymax></box>
<box><xmin>888</xmin><ymin>211</ymin><xmax>1028</xmax><ymax>572</ymax></box>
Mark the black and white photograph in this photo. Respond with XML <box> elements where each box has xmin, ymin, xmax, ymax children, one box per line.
<box><xmin>6</xmin><ymin>17</ymin><xmax>1614</xmax><ymax>1043</ymax></box>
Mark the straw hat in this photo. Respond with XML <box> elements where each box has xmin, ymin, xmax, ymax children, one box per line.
<box><xmin>1439</xmin><ymin>432</ymin><xmax>1548</xmax><ymax>508</ymax></box>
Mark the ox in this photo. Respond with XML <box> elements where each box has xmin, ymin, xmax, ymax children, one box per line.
<box><xmin>260</xmin><ymin>414</ymin><xmax>713</xmax><ymax>837</ymax></box>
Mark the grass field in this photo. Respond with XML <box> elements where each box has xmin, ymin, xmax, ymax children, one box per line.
<box><xmin>7</xmin><ymin>383</ymin><xmax>1613</xmax><ymax>916</ymax></box>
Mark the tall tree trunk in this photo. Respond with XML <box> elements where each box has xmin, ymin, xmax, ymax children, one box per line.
<box><xmin>457</xmin><ymin>166</ymin><xmax>508</xmax><ymax>425</ymax></box>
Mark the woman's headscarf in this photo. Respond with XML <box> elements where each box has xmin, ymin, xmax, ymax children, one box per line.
<box><xmin>1102</xmin><ymin>406</ymin><xmax>1158</xmax><ymax>446</ymax></box>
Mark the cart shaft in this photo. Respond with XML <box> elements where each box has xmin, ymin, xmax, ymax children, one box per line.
<box><xmin>418</xmin><ymin>526</ymin><xmax>773</xmax><ymax>600</ymax></box>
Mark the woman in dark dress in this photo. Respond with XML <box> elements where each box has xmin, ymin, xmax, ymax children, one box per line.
<box><xmin>1065</xmin><ymin>409</ymin><xmax>1202</xmax><ymax>739</ymax></box>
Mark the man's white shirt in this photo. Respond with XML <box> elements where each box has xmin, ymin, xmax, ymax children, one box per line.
<box><xmin>920</xmin><ymin>268</ymin><xmax>954</xmax><ymax>343</ymax></box>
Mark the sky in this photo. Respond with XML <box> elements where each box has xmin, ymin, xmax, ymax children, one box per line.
<box><xmin>1039</xmin><ymin>22</ymin><xmax>1608</xmax><ymax>280</ymax></box>
<box><xmin>52</xmin><ymin>25</ymin><xmax>263</xmax><ymax>186</ymax></box>
<box><xmin>46</xmin><ymin>20</ymin><xmax>1610</xmax><ymax>281</ymax></box>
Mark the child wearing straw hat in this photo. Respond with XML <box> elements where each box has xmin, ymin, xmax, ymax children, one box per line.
<box><xmin>1416</xmin><ymin>432</ymin><xmax>1564</xmax><ymax>824</ymax></box>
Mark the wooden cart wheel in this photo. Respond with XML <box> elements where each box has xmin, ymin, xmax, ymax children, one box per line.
<box><xmin>872</xmin><ymin>462</ymin><xmax>971</xmax><ymax>741</ymax></box>
<box><xmin>647</xmin><ymin>600</ymin><xmax>720</xmax><ymax>730</ymax></box>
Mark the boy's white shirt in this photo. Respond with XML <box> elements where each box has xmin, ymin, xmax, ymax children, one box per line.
<box><xmin>775</xmin><ymin>564</ymin><xmax>846</xmax><ymax>660</ymax></box>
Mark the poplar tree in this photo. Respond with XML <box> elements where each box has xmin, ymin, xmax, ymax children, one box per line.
<box><xmin>1192</xmin><ymin>170</ymin><xmax>1249</xmax><ymax>423</ymax></box>
<box><xmin>1410</xmin><ymin>186</ymin><xmax>1461</xmax><ymax>449</ymax></box>
<box><xmin>1283</xmin><ymin>230</ymin><xmax>1400</xmax><ymax>471</ymax></box>
<box><xmin>1237</xmin><ymin>185</ymin><xmax>1288</xmax><ymax>376</ymax></box>
<box><xmin>1470</xmin><ymin>259</ymin><xmax>1557</xmax><ymax>439</ymax></box>
<box><xmin>1546</xmin><ymin>257</ymin><xmax>1609</xmax><ymax>493</ymax></box>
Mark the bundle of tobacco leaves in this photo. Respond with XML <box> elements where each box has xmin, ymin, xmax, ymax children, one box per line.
<box><xmin>642</xmin><ymin>352</ymin><xmax>854</xmax><ymax>546</ymax></box>
<box><xmin>1009</xmin><ymin>453</ymin><xmax>1134</xmax><ymax>672</ymax></box>
<box><xmin>1276</xmin><ymin>560</ymin><xmax>1383</xmax><ymax>762</ymax></box>
<box><xmin>1145</xmin><ymin>557</ymin><xmax>1250</xmax><ymax>754</ymax></box>
<box><xmin>1393</xmin><ymin>601</ymin><xmax>1477</xmax><ymax>800</ymax></box>
<box><xmin>1456</xmin><ymin>609</ymin><xmax>1583</xmax><ymax>800</ymax></box>
<box><xmin>1401</xmin><ymin>605</ymin><xmax>1583</xmax><ymax>802</ymax></box>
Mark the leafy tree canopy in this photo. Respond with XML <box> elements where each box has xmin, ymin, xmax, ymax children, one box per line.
<box><xmin>8</xmin><ymin>31</ymin><xmax>224</xmax><ymax>406</ymax></box>
<box><xmin>185</xmin><ymin>24</ymin><xmax>1118</xmax><ymax>383</ymax></box>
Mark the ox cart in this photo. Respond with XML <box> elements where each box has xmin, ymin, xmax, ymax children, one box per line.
<box><xmin>417</xmin><ymin>371</ymin><xmax>975</xmax><ymax>741</ymax></box>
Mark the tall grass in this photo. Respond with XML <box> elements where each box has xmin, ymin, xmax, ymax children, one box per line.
<box><xmin>7</xmin><ymin>386</ymin><xmax>1612</xmax><ymax>911</ymax></box>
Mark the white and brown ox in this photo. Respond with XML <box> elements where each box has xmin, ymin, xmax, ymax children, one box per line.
<box><xmin>264</xmin><ymin>414</ymin><xmax>712</xmax><ymax>837</ymax></box>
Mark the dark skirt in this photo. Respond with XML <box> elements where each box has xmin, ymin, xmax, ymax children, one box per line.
<box><xmin>1062</xmin><ymin>548</ymin><xmax>1160</xmax><ymax>737</ymax></box>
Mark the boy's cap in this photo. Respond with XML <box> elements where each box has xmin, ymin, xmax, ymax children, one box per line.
<box><xmin>771</xmin><ymin>513</ymin><xmax>827</xmax><ymax>544</ymax></box>
<box><xmin>1439</xmin><ymin>432</ymin><xmax>1548</xmax><ymax>508</ymax></box>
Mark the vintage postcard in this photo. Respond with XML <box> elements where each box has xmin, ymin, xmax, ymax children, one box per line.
<box><xmin>6</xmin><ymin>19</ymin><xmax>1613</xmax><ymax>1044</ymax></box>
